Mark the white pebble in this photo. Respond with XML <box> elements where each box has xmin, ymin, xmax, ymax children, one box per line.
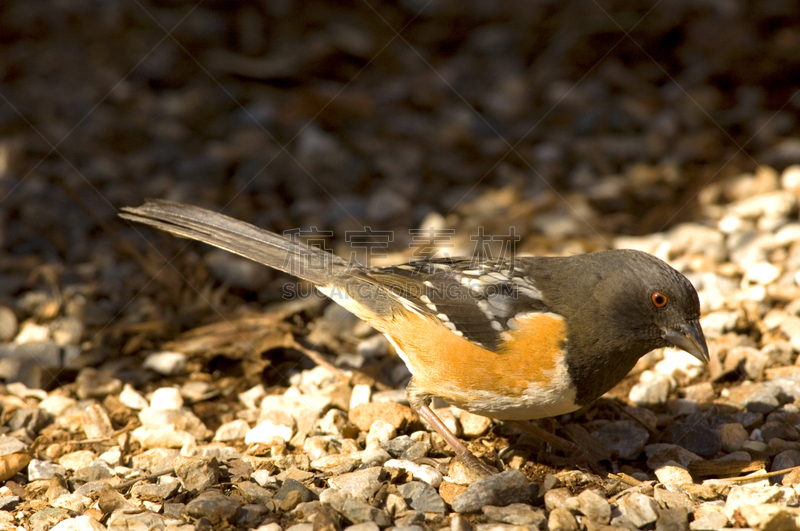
<box><xmin>98</xmin><ymin>447</ymin><xmax>122</xmax><ymax>466</ymax></box>
<box><xmin>213</xmin><ymin>420</ymin><xmax>250</xmax><ymax>442</ymax></box>
<box><xmin>143</xmin><ymin>351</ymin><xmax>187</xmax><ymax>376</ymax></box>
<box><xmin>742</xmin><ymin>262</ymin><xmax>781</xmax><ymax>285</ymax></box>
<box><xmin>775</xmin><ymin>223</ymin><xmax>800</xmax><ymax>245</ymax></box>
<box><xmin>251</xmin><ymin>469</ymin><xmax>276</xmax><ymax>488</ymax></box>
<box><xmin>629</xmin><ymin>372</ymin><xmax>672</xmax><ymax>406</ymax></box>
<box><xmin>51</xmin><ymin>493</ymin><xmax>91</xmax><ymax>513</ymax></box>
<box><xmin>361</xmin><ymin>442</ymin><xmax>391</xmax><ymax>466</ymax></box>
<box><xmin>131</xmin><ymin>426</ymin><xmax>196</xmax><ymax>449</ymax></box>
<box><xmin>303</xmin><ymin>437</ymin><xmax>331</xmax><ymax>461</ymax></box>
<box><xmin>49</xmin><ymin>515</ymin><xmax>106</xmax><ymax>531</ymax></box>
<box><xmin>780</xmin><ymin>164</ymin><xmax>800</xmax><ymax>192</ymax></box>
<box><xmin>655</xmin><ymin>351</ymin><xmax>704</xmax><ymax>385</ymax></box>
<box><xmin>239</xmin><ymin>384</ymin><xmax>266</xmax><ymax>410</ymax></box>
<box><xmin>245</xmin><ymin>420</ymin><xmax>294</xmax><ymax>444</ymax></box>
<box><xmin>718</xmin><ymin>215</ymin><xmax>747</xmax><ymax>234</ymax></box>
<box><xmin>349</xmin><ymin>384</ymin><xmax>372</xmax><ymax>410</ymax></box>
<box><xmin>654</xmin><ymin>462</ymin><xmax>693</xmax><ymax>487</ymax></box>
<box><xmin>119</xmin><ymin>384</ymin><xmax>149</xmax><ymax>410</ymax></box>
<box><xmin>38</xmin><ymin>395</ymin><xmax>78</xmax><ymax>417</ymax></box>
<box><xmin>28</xmin><ymin>459</ymin><xmax>66</xmax><ymax>481</ymax></box>
<box><xmin>149</xmin><ymin>387</ymin><xmax>183</xmax><ymax>411</ymax></box>
<box><xmin>180</xmin><ymin>381</ymin><xmax>212</xmax><ymax>402</ymax></box>
<box><xmin>14</xmin><ymin>321</ymin><xmax>50</xmax><ymax>343</ymax></box>
<box><xmin>383</xmin><ymin>459</ymin><xmax>442</xmax><ymax>488</ymax></box>
<box><xmin>366</xmin><ymin>419</ymin><xmax>396</xmax><ymax>446</ymax></box>
<box><xmin>58</xmin><ymin>450</ymin><xmax>95</xmax><ymax>470</ymax></box>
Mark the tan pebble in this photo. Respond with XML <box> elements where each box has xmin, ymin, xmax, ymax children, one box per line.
<box><xmin>458</xmin><ymin>410</ymin><xmax>493</xmax><ymax>438</ymax></box>
<box><xmin>348</xmin><ymin>402</ymin><xmax>418</xmax><ymax>432</ymax></box>
<box><xmin>438</xmin><ymin>481</ymin><xmax>468</xmax><ymax>505</ymax></box>
<box><xmin>654</xmin><ymin>462</ymin><xmax>693</xmax><ymax>487</ymax></box>
<box><xmin>782</xmin><ymin>468</ymin><xmax>800</xmax><ymax>486</ymax></box>
<box><xmin>548</xmin><ymin>506</ymin><xmax>579</xmax><ymax>531</ymax></box>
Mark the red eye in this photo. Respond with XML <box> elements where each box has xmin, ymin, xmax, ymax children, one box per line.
<box><xmin>651</xmin><ymin>292</ymin><xmax>668</xmax><ymax>308</ymax></box>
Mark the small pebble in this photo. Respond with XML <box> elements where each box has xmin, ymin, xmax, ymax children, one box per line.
<box><xmin>383</xmin><ymin>459</ymin><xmax>442</xmax><ymax>487</ymax></box>
<box><xmin>482</xmin><ymin>503</ymin><xmax>546</xmax><ymax>526</ymax></box>
<box><xmin>48</xmin><ymin>515</ymin><xmax>107</xmax><ymax>531</ymax></box>
<box><xmin>716</xmin><ymin>423</ymin><xmax>749</xmax><ymax>453</ymax></box>
<box><xmin>592</xmin><ymin>420</ymin><xmax>649</xmax><ymax>460</ymax></box>
<box><xmin>0</xmin><ymin>306</ymin><xmax>18</xmax><ymax>342</ymax></box>
<box><xmin>654</xmin><ymin>462</ymin><xmax>693</xmax><ymax>487</ymax></box>
<box><xmin>349</xmin><ymin>384</ymin><xmax>372</xmax><ymax>410</ymax></box>
<box><xmin>149</xmin><ymin>387</ymin><xmax>184</xmax><ymax>411</ymax></box>
<box><xmin>451</xmin><ymin>470</ymin><xmax>532</xmax><ymax>513</ymax></box>
<box><xmin>629</xmin><ymin>372</ymin><xmax>672</xmax><ymax>406</ymax></box>
<box><xmin>119</xmin><ymin>384</ymin><xmax>149</xmax><ymax>410</ymax></box>
<box><xmin>575</xmin><ymin>489</ymin><xmax>611</xmax><ymax>524</ymax></box>
<box><xmin>58</xmin><ymin>450</ymin><xmax>96</xmax><ymax>471</ymax></box>
<box><xmin>174</xmin><ymin>456</ymin><xmax>221</xmax><ymax>492</ymax></box>
<box><xmin>328</xmin><ymin>467</ymin><xmax>388</xmax><ymax>499</ymax></box>
<box><xmin>689</xmin><ymin>511</ymin><xmax>729</xmax><ymax>531</ymax></box>
<box><xmin>397</xmin><ymin>481</ymin><xmax>446</xmax><ymax>513</ymax></box>
<box><xmin>617</xmin><ymin>492</ymin><xmax>659</xmax><ymax>528</ymax></box>
<box><xmin>547</xmin><ymin>507</ymin><xmax>579</xmax><ymax>531</ymax></box>
<box><xmin>239</xmin><ymin>384</ymin><xmax>266</xmax><ymax>410</ymax></box>
<box><xmin>246</xmin><ymin>420</ymin><xmax>294</xmax><ymax>445</ymax></box>
<box><xmin>348</xmin><ymin>402</ymin><xmax>418</xmax><ymax>431</ymax></box>
<box><xmin>213</xmin><ymin>420</ymin><xmax>250</xmax><ymax>442</ymax></box>
<box><xmin>185</xmin><ymin>490</ymin><xmax>242</xmax><ymax>524</ymax></box>
<box><xmin>28</xmin><ymin>459</ymin><xmax>66</xmax><ymax>481</ymax></box>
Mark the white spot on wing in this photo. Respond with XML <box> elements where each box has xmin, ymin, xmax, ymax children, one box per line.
<box><xmin>476</xmin><ymin>300</ymin><xmax>494</xmax><ymax>321</ymax></box>
<box><xmin>510</xmin><ymin>277</ymin><xmax>543</xmax><ymax>299</ymax></box>
<box><xmin>506</xmin><ymin>312</ymin><xmax>565</xmax><ymax>330</ymax></box>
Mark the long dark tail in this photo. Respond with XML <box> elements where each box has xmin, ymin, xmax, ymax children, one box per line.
<box><xmin>120</xmin><ymin>199</ymin><xmax>349</xmax><ymax>286</ymax></box>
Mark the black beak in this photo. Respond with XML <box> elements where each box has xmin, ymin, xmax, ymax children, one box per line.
<box><xmin>662</xmin><ymin>320</ymin><xmax>709</xmax><ymax>363</ymax></box>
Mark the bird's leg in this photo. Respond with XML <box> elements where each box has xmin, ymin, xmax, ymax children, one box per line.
<box><xmin>505</xmin><ymin>419</ymin><xmax>578</xmax><ymax>452</ymax></box>
<box><xmin>416</xmin><ymin>404</ymin><xmax>497</xmax><ymax>477</ymax></box>
<box><xmin>407</xmin><ymin>380</ymin><xmax>497</xmax><ymax>477</ymax></box>
<box><xmin>506</xmin><ymin>419</ymin><xmax>604</xmax><ymax>474</ymax></box>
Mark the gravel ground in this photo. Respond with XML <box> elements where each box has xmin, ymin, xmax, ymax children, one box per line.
<box><xmin>1</xmin><ymin>1</ymin><xmax>800</xmax><ymax>530</ymax></box>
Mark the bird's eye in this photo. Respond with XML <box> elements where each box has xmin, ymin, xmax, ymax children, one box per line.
<box><xmin>651</xmin><ymin>292</ymin><xmax>668</xmax><ymax>308</ymax></box>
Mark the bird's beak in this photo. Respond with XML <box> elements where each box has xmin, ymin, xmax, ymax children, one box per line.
<box><xmin>662</xmin><ymin>320</ymin><xmax>709</xmax><ymax>363</ymax></box>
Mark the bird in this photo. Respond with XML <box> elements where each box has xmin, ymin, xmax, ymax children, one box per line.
<box><xmin>121</xmin><ymin>199</ymin><xmax>709</xmax><ymax>476</ymax></box>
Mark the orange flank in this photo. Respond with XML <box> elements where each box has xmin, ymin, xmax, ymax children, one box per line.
<box><xmin>386</xmin><ymin>310</ymin><xmax>568</xmax><ymax>406</ymax></box>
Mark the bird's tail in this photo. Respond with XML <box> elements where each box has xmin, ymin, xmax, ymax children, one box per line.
<box><xmin>120</xmin><ymin>199</ymin><xmax>350</xmax><ymax>286</ymax></box>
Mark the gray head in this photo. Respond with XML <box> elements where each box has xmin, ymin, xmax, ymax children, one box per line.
<box><xmin>536</xmin><ymin>249</ymin><xmax>708</xmax><ymax>404</ymax></box>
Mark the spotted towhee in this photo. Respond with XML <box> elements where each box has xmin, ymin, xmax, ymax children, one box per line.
<box><xmin>121</xmin><ymin>200</ymin><xmax>709</xmax><ymax>476</ymax></box>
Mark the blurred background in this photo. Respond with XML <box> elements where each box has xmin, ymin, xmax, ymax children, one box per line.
<box><xmin>0</xmin><ymin>0</ymin><xmax>798</xmax><ymax>387</ymax></box>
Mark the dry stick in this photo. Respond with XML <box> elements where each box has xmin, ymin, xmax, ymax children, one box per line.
<box><xmin>607</xmin><ymin>472</ymin><xmax>643</xmax><ymax>487</ymax></box>
<box><xmin>712</xmin><ymin>465</ymin><xmax>800</xmax><ymax>484</ymax></box>
<box><xmin>609</xmin><ymin>466</ymin><xmax>800</xmax><ymax>503</ymax></box>
<box><xmin>114</xmin><ymin>468</ymin><xmax>176</xmax><ymax>492</ymax></box>
<box><xmin>77</xmin><ymin>420</ymin><xmax>139</xmax><ymax>445</ymax></box>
